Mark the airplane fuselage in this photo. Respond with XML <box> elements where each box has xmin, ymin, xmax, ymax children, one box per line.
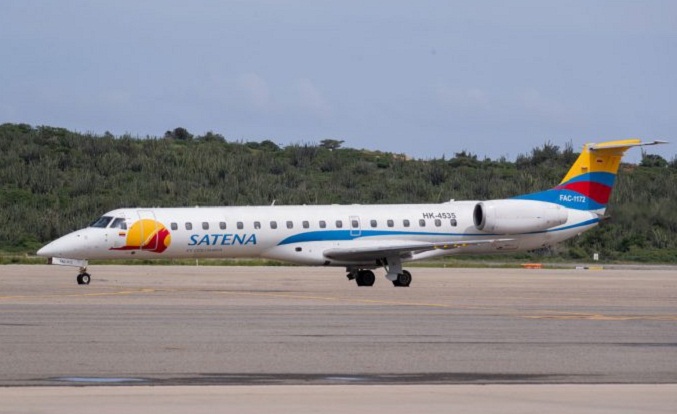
<box><xmin>40</xmin><ymin>202</ymin><xmax>598</xmax><ymax>266</ymax></box>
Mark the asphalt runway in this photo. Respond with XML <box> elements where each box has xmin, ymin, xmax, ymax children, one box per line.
<box><xmin>1</xmin><ymin>264</ymin><xmax>676</xmax><ymax>412</ymax></box>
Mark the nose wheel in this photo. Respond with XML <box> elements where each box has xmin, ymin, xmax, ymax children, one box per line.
<box><xmin>76</xmin><ymin>268</ymin><xmax>91</xmax><ymax>285</ymax></box>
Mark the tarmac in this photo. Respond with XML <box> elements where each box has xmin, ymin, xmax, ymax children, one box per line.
<box><xmin>1</xmin><ymin>264</ymin><xmax>676</xmax><ymax>412</ymax></box>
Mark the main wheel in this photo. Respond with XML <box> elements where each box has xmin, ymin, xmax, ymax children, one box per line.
<box><xmin>355</xmin><ymin>270</ymin><xmax>375</xmax><ymax>287</ymax></box>
<box><xmin>392</xmin><ymin>270</ymin><xmax>412</xmax><ymax>287</ymax></box>
<box><xmin>77</xmin><ymin>273</ymin><xmax>91</xmax><ymax>285</ymax></box>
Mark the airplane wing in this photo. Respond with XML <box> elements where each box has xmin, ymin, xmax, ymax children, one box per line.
<box><xmin>323</xmin><ymin>239</ymin><xmax>513</xmax><ymax>262</ymax></box>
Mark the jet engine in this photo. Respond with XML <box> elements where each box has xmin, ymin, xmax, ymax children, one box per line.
<box><xmin>473</xmin><ymin>200</ymin><xmax>568</xmax><ymax>234</ymax></box>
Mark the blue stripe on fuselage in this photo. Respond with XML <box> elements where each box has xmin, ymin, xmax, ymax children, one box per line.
<box><xmin>276</xmin><ymin>218</ymin><xmax>600</xmax><ymax>246</ymax></box>
<box><xmin>513</xmin><ymin>189</ymin><xmax>605</xmax><ymax>210</ymax></box>
<box><xmin>560</xmin><ymin>172</ymin><xmax>616</xmax><ymax>187</ymax></box>
<box><xmin>278</xmin><ymin>230</ymin><xmax>467</xmax><ymax>245</ymax></box>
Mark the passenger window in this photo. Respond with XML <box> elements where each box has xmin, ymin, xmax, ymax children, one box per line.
<box><xmin>219</xmin><ymin>222</ymin><xmax>226</xmax><ymax>230</ymax></box>
<box><xmin>171</xmin><ymin>222</ymin><xmax>178</xmax><ymax>231</ymax></box>
<box><xmin>403</xmin><ymin>219</ymin><xmax>410</xmax><ymax>227</ymax></box>
<box><xmin>286</xmin><ymin>221</ymin><xmax>294</xmax><ymax>229</ymax></box>
<box><xmin>370</xmin><ymin>219</ymin><xmax>377</xmax><ymax>228</ymax></box>
<box><xmin>387</xmin><ymin>219</ymin><xmax>394</xmax><ymax>228</ymax></box>
<box><xmin>185</xmin><ymin>222</ymin><xmax>193</xmax><ymax>230</ymax></box>
<box><xmin>237</xmin><ymin>222</ymin><xmax>244</xmax><ymax>230</ymax></box>
<box><xmin>336</xmin><ymin>220</ymin><xmax>343</xmax><ymax>228</ymax></box>
<box><xmin>270</xmin><ymin>221</ymin><xmax>278</xmax><ymax>229</ymax></box>
<box><xmin>202</xmin><ymin>222</ymin><xmax>209</xmax><ymax>230</ymax></box>
<box><xmin>89</xmin><ymin>216</ymin><xmax>113</xmax><ymax>228</ymax></box>
<box><xmin>254</xmin><ymin>221</ymin><xmax>261</xmax><ymax>229</ymax></box>
<box><xmin>302</xmin><ymin>221</ymin><xmax>310</xmax><ymax>229</ymax></box>
<box><xmin>419</xmin><ymin>219</ymin><xmax>426</xmax><ymax>227</ymax></box>
<box><xmin>435</xmin><ymin>219</ymin><xmax>442</xmax><ymax>227</ymax></box>
<box><xmin>319</xmin><ymin>220</ymin><xmax>326</xmax><ymax>229</ymax></box>
<box><xmin>351</xmin><ymin>220</ymin><xmax>359</xmax><ymax>228</ymax></box>
<box><xmin>450</xmin><ymin>219</ymin><xmax>457</xmax><ymax>227</ymax></box>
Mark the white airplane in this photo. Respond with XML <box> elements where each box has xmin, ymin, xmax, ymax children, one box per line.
<box><xmin>38</xmin><ymin>139</ymin><xmax>665</xmax><ymax>287</ymax></box>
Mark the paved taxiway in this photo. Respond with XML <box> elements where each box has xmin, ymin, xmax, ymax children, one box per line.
<box><xmin>1</xmin><ymin>265</ymin><xmax>676</xmax><ymax>412</ymax></box>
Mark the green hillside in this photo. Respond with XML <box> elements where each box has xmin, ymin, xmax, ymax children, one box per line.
<box><xmin>1</xmin><ymin>123</ymin><xmax>675</xmax><ymax>262</ymax></box>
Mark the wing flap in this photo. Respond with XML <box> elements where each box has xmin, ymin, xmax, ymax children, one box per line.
<box><xmin>323</xmin><ymin>239</ymin><xmax>512</xmax><ymax>262</ymax></box>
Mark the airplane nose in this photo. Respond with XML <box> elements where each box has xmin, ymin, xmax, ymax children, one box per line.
<box><xmin>37</xmin><ymin>238</ymin><xmax>68</xmax><ymax>257</ymax></box>
<box><xmin>37</xmin><ymin>232</ymin><xmax>87</xmax><ymax>258</ymax></box>
<box><xmin>36</xmin><ymin>244</ymin><xmax>51</xmax><ymax>257</ymax></box>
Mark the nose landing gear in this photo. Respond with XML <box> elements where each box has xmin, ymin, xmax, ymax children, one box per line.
<box><xmin>76</xmin><ymin>267</ymin><xmax>91</xmax><ymax>285</ymax></box>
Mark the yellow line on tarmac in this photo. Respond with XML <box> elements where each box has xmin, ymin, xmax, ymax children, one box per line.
<box><xmin>5</xmin><ymin>287</ymin><xmax>675</xmax><ymax>322</ymax></box>
<box><xmin>216</xmin><ymin>291</ymin><xmax>677</xmax><ymax>322</ymax></box>
<box><xmin>0</xmin><ymin>288</ymin><xmax>158</xmax><ymax>301</ymax></box>
<box><xmin>523</xmin><ymin>314</ymin><xmax>677</xmax><ymax>321</ymax></box>
<box><xmin>214</xmin><ymin>290</ymin><xmax>491</xmax><ymax>310</ymax></box>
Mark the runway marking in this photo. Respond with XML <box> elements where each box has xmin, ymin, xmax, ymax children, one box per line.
<box><xmin>222</xmin><ymin>291</ymin><xmax>454</xmax><ymax>308</ymax></box>
<box><xmin>213</xmin><ymin>290</ymin><xmax>469</xmax><ymax>309</ymax></box>
<box><xmin>4</xmin><ymin>287</ymin><xmax>675</xmax><ymax>322</ymax></box>
<box><xmin>214</xmin><ymin>291</ymin><xmax>677</xmax><ymax>321</ymax></box>
<box><xmin>523</xmin><ymin>314</ymin><xmax>677</xmax><ymax>321</ymax></box>
<box><xmin>0</xmin><ymin>288</ymin><xmax>158</xmax><ymax>301</ymax></box>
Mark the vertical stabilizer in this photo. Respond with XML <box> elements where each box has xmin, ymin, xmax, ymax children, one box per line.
<box><xmin>515</xmin><ymin>139</ymin><xmax>666</xmax><ymax>214</ymax></box>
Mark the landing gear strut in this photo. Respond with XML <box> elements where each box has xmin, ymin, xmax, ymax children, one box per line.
<box><xmin>76</xmin><ymin>267</ymin><xmax>91</xmax><ymax>285</ymax></box>
<box><xmin>383</xmin><ymin>256</ymin><xmax>412</xmax><ymax>287</ymax></box>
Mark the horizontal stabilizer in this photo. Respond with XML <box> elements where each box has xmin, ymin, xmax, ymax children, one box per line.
<box><xmin>588</xmin><ymin>140</ymin><xmax>668</xmax><ymax>151</ymax></box>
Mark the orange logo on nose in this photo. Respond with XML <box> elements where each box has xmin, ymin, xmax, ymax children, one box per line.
<box><xmin>110</xmin><ymin>219</ymin><xmax>171</xmax><ymax>253</ymax></box>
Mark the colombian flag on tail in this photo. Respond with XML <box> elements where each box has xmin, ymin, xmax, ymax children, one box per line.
<box><xmin>515</xmin><ymin>139</ymin><xmax>666</xmax><ymax>214</ymax></box>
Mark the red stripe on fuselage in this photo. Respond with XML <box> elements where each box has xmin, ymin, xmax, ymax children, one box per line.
<box><xmin>555</xmin><ymin>181</ymin><xmax>612</xmax><ymax>204</ymax></box>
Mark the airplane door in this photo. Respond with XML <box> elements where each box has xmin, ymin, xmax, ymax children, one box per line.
<box><xmin>137</xmin><ymin>210</ymin><xmax>158</xmax><ymax>251</ymax></box>
<box><xmin>349</xmin><ymin>215</ymin><xmax>361</xmax><ymax>237</ymax></box>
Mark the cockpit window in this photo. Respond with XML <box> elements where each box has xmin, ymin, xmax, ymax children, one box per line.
<box><xmin>110</xmin><ymin>218</ymin><xmax>127</xmax><ymax>230</ymax></box>
<box><xmin>89</xmin><ymin>216</ymin><xmax>113</xmax><ymax>228</ymax></box>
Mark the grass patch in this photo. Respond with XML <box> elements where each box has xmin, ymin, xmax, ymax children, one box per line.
<box><xmin>0</xmin><ymin>255</ymin><xmax>47</xmax><ymax>265</ymax></box>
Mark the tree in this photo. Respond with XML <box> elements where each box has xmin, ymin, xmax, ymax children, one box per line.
<box><xmin>640</xmin><ymin>152</ymin><xmax>668</xmax><ymax>168</ymax></box>
<box><xmin>319</xmin><ymin>139</ymin><xmax>344</xmax><ymax>150</ymax></box>
<box><xmin>260</xmin><ymin>140</ymin><xmax>280</xmax><ymax>152</ymax></box>
<box><xmin>197</xmin><ymin>131</ymin><xmax>225</xmax><ymax>142</ymax></box>
<box><xmin>164</xmin><ymin>127</ymin><xmax>193</xmax><ymax>141</ymax></box>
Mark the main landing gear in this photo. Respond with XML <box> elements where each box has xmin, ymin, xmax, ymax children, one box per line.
<box><xmin>76</xmin><ymin>267</ymin><xmax>91</xmax><ymax>285</ymax></box>
<box><xmin>347</xmin><ymin>270</ymin><xmax>376</xmax><ymax>286</ymax></box>
<box><xmin>392</xmin><ymin>270</ymin><xmax>412</xmax><ymax>287</ymax></box>
<box><xmin>347</xmin><ymin>257</ymin><xmax>412</xmax><ymax>287</ymax></box>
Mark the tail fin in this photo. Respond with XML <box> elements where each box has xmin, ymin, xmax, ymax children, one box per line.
<box><xmin>515</xmin><ymin>139</ymin><xmax>667</xmax><ymax>214</ymax></box>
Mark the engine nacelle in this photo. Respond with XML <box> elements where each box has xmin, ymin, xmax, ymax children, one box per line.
<box><xmin>473</xmin><ymin>200</ymin><xmax>568</xmax><ymax>234</ymax></box>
